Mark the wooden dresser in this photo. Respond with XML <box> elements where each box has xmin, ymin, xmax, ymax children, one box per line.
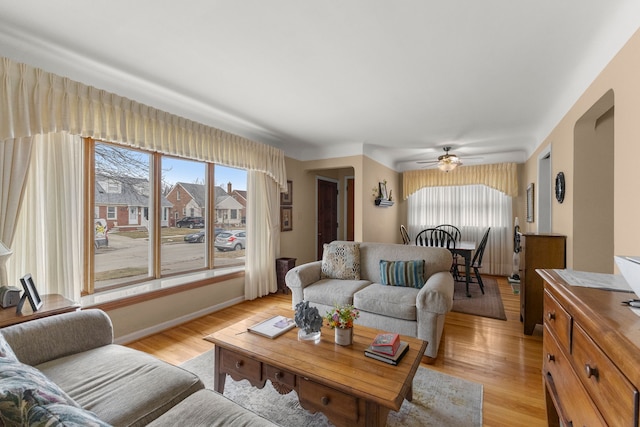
<box><xmin>520</xmin><ymin>233</ymin><xmax>566</xmax><ymax>335</ymax></box>
<box><xmin>538</xmin><ymin>269</ymin><xmax>640</xmax><ymax>426</ymax></box>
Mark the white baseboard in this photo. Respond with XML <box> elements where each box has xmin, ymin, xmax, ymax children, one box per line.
<box><xmin>114</xmin><ymin>296</ymin><xmax>245</xmax><ymax>345</ymax></box>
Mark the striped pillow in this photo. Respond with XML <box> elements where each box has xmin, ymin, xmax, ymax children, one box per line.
<box><xmin>379</xmin><ymin>260</ymin><xmax>426</xmax><ymax>288</ymax></box>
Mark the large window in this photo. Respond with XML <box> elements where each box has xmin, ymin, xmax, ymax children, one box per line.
<box><xmin>407</xmin><ymin>184</ymin><xmax>512</xmax><ymax>275</ymax></box>
<box><xmin>90</xmin><ymin>140</ymin><xmax>247</xmax><ymax>293</ymax></box>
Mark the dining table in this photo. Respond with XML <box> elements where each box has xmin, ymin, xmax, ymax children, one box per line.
<box><xmin>413</xmin><ymin>239</ymin><xmax>477</xmax><ymax>297</ymax></box>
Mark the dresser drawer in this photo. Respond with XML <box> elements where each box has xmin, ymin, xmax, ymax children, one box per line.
<box><xmin>543</xmin><ymin>290</ymin><xmax>571</xmax><ymax>351</ymax></box>
<box><xmin>572</xmin><ymin>323</ymin><xmax>639</xmax><ymax>426</ymax></box>
<box><xmin>543</xmin><ymin>326</ymin><xmax>606</xmax><ymax>426</ymax></box>
<box><xmin>298</xmin><ymin>378</ymin><xmax>358</xmax><ymax>423</ymax></box>
<box><xmin>219</xmin><ymin>348</ymin><xmax>262</xmax><ymax>382</ymax></box>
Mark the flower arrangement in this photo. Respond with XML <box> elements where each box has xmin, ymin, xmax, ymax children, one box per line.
<box><xmin>324</xmin><ymin>304</ymin><xmax>360</xmax><ymax>329</ymax></box>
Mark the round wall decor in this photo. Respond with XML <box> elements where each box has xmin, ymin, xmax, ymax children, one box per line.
<box><xmin>555</xmin><ymin>172</ymin><xmax>565</xmax><ymax>203</ymax></box>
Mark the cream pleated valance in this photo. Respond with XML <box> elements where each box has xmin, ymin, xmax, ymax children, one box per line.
<box><xmin>403</xmin><ymin>162</ymin><xmax>518</xmax><ymax>199</ymax></box>
<box><xmin>0</xmin><ymin>57</ymin><xmax>287</xmax><ymax>190</ymax></box>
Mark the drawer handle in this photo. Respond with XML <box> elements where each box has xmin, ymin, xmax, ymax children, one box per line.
<box><xmin>585</xmin><ymin>364</ymin><xmax>598</xmax><ymax>379</ymax></box>
<box><xmin>274</xmin><ymin>371</ymin><xmax>282</xmax><ymax>380</ymax></box>
<box><xmin>546</xmin><ymin>353</ymin><xmax>555</xmax><ymax>362</ymax></box>
<box><xmin>321</xmin><ymin>396</ymin><xmax>330</xmax><ymax>406</ymax></box>
<box><xmin>547</xmin><ymin>312</ymin><xmax>555</xmax><ymax>321</ymax></box>
<box><xmin>235</xmin><ymin>360</ymin><xmax>243</xmax><ymax>369</ymax></box>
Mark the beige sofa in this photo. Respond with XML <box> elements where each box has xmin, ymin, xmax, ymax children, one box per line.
<box><xmin>285</xmin><ymin>241</ymin><xmax>454</xmax><ymax>359</ymax></box>
<box><xmin>0</xmin><ymin>309</ymin><xmax>278</xmax><ymax>426</ymax></box>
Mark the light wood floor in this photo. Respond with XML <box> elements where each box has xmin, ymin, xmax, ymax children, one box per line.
<box><xmin>126</xmin><ymin>276</ymin><xmax>545</xmax><ymax>426</ymax></box>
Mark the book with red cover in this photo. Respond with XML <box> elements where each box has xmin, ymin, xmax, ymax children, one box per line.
<box><xmin>371</xmin><ymin>332</ymin><xmax>400</xmax><ymax>355</ymax></box>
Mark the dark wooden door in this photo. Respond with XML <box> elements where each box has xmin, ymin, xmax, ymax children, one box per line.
<box><xmin>317</xmin><ymin>179</ymin><xmax>338</xmax><ymax>260</ymax></box>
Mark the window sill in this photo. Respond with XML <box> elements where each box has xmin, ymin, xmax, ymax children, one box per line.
<box><xmin>81</xmin><ymin>266</ymin><xmax>244</xmax><ymax>310</ymax></box>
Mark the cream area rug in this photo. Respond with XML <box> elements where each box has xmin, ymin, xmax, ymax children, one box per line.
<box><xmin>180</xmin><ymin>349</ymin><xmax>482</xmax><ymax>426</ymax></box>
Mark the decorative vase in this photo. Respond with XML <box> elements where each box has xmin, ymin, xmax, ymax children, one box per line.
<box><xmin>298</xmin><ymin>329</ymin><xmax>321</xmax><ymax>343</ymax></box>
<box><xmin>334</xmin><ymin>327</ymin><xmax>353</xmax><ymax>346</ymax></box>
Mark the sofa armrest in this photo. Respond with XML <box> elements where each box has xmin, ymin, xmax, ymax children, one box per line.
<box><xmin>285</xmin><ymin>261</ymin><xmax>322</xmax><ymax>307</ymax></box>
<box><xmin>0</xmin><ymin>309</ymin><xmax>114</xmax><ymax>366</ymax></box>
<box><xmin>416</xmin><ymin>271</ymin><xmax>455</xmax><ymax>314</ymax></box>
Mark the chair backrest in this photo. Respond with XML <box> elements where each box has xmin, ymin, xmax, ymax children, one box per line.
<box><xmin>415</xmin><ymin>228</ymin><xmax>457</xmax><ymax>249</ymax></box>
<box><xmin>400</xmin><ymin>225</ymin><xmax>410</xmax><ymax>245</ymax></box>
<box><xmin>435</xmin><ymin>224</ymin><xmax>461</xmax><ymax>242</ymax></box>
<box><xmin>472</xmin><ymin>227</ymin><xmax>491</xmax><ymax>266</ymax></box>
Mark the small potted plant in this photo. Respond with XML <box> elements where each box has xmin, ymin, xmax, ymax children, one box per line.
<box><xmin>324</xmin><ymin>303</ymin><xmax>360</xmax><ymax>345</ymax></box>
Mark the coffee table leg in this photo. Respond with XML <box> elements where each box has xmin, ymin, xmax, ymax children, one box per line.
<box><xmin>213</xmin><ymin>346</ymin><xmax>226</xmax><ymax>393</ymax></box>
<box><xmin>406</xmin><ymin>383</ymin><xmax>413</xmax><ymax>402</ymax></box>
<box><xmin>365</xmin><ymin>401</ymin><xmax>390</xmax><ymax>427</ymax></box>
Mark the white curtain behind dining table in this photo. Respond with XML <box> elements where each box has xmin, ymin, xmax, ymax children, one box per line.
<box><xmin>407</xmin><ymin>184</ymin><xmax>512</xmax><ymax>275</ymax></box>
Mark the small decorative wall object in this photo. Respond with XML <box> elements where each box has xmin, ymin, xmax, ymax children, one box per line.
<box><xmin>373</xmin><ymin>179</ymin><xmax>394</xmax><ymax>207</ymax></box>
<box><xmin>281</xmin><ymin>206</ymin><xmax>293</xmax><ymax>232</ymax></box>
<box><xmin>526</xmin><ymin>183</ymin><xmax>534</xmax><ymax>223</ymax></box>
<box><xmin>280</xmin><ymin>180</ymin><xmax>293</xmax><ymax>205</ymax></box>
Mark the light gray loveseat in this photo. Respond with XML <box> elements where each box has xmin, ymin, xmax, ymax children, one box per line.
<box><xmin>285</xmin><ymin>241</ymin><xmax>454</xmax><ymax>359</ymax></box>
<box><xmin>0</xmin><ymin>309</ymin><xmax>277</xmax><ymax>427</ymax></box>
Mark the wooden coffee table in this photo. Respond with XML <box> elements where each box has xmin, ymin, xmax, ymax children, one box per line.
<box><xmin>206</xmin><ymin>311</ymin><xmax>427</xmax><ymax>427</ymax></box>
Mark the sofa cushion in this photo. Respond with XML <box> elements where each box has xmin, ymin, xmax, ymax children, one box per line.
<box><xmin>147</xmin><ymin>389</ymin><xmax>279</xmax><ymax>427</ymax></box>
<box><xmin>321</xmin><ymin>241</ymin><xmax>361</xmax><ymax>280</ymax></box>
<box><xmin>353</xmin><ymin>284</ymin><xmax>420</xmax><ymax>321</ymax></box>
<box><xmin>36</xmin><ymin>344</ymin><xmax>203</xmax><ymax>427</ymax></box>
<box><xmin>304</xmin><ymin>279</ymin><xmax>371</xmax><ymax>307</ymax></box>
<box><xmin>379</xmin><ymin>259</ymin><xmax>425</xmax><ymax>288</ymax></box>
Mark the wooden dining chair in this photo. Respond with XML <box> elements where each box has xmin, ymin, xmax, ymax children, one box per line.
<box><xmin>400</xmin><ymin>225</ymin><xmax>411</xmax><ymax>245</ymax></box>
<box><xmin>456</xmin><ymin>227</ymin><xmax>490</xmax><ymax>294</ymax></box>
<box><xmin>436</xmin><ymin>224</ymin><xmax>462</xmax><ymax>277</ymax></box>
<box><xmin>415</xmin><ymin>228</ymin><xmax>457</xmax><ymax>250</ymax></box>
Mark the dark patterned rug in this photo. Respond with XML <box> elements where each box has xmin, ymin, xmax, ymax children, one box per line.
<box><xmin>180</xmin><ymin>349</ymin><xmax>482</xmax><ymax>426</ymax></box>
<box><xmin>452</xmin><ymin>276</ymin><xmax>507</xmax><ymax>320</ymax></box>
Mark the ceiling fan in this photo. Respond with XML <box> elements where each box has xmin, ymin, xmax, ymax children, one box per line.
<box><xmin>416</xmin><ymin>147</ymin><xmax>471</xmax><ymax>172</ymax></box>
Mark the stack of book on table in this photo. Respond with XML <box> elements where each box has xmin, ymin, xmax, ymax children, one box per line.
<box><xmin>364</xmin><ymin>332</ymin><xmax>409</xmax><ymax>365</ymax></box>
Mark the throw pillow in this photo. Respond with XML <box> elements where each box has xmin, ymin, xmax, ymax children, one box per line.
<box><xmin>0</xmin><ymin>333</ymin><xmax>17</xmax><ymax>361</ymax></box>
<box><xmin>320</xmin><ymin>242</ymin><xmax>361</xmax><ymax>280</ymax></box>
<box><xmin>379</xmin><ymin>259</ymin><xmax>426</xmax><ymax>288</ymax></box>
<box><xmin>28</xmin><ymin>404</ymin><xmax>111</xmax><ymax>427</ymax></box>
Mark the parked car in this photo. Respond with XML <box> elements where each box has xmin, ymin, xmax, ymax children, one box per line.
<box><xmin>184</xmin><ymin>227</ymin><xmax>224</xmax><ymax>243</ymax></box>
<box><xmin>176</xmin><ymin>216</ymin><xmax>204</xmax><ymax>228</ymax></box>
<box><xmin>94</xmin><ymin>218</ymin><xmax>108</xmax><ymax>248</ymax></box>
<box><xmin>184</xmin><ymin>230</ymin><xmax>205</xmax><ymax>243</ymax></box>
<box><xmin>214</xmin><ymin>230</ymin><xmax>246</xmax><ymax>251</ymax></box>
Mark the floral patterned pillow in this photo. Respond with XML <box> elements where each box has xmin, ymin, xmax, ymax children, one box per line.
<box><xmin>320</xmin><ymin>242</ymin><xmax>361</xmax><ymax>280</ymax></box>
<box><xmin>27</xmin><ymin>403</ymin><xmax>111</xmax><ymax>427</ymax></box>
<box><xmin>0</xmin><ymin>333</ymin><xmax>17</xmax><ymax>361</ymax></box>
<box><xmin>0</xmin><ymin>357</ymin><xmax>81</xmax><ymax>425</ymax></box>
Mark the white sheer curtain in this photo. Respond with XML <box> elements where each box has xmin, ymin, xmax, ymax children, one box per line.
<box><xmin>407</xmin><ymin>184</ymin><xmax>512</xmax><ymax>275</ymax></box>
<box><xmin>245</xmin><ymin>170</ymin><xmax>280</xmax><ymax>299</ymax></box>
<box><xmin>0</xmin><ymin>137</ymin><xmax>33</xmax><ymax>285</ymax></box>
<box><xmin>7</xmin><ymin>133</ymin><xmax>84</xmax><ymax>301</ymax></box>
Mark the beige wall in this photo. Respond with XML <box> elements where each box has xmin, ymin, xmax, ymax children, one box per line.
<box><xmin>524</xmin><ymin>27</ymin><xmax>640</xmax><ymax>271</ymax></box>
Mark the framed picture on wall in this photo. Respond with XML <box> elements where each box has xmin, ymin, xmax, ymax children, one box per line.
<box><xmin>281</xmin><ymin>206</ymin><xmax>293</xmax><ymax>231</ymax></box>
<box><xmin>526</xmin><ymin>183</ymin><xmax>534</xmax><ymax>223</ymax></box>
<box><xmin>281</xmin><ymin>180</ymin><xmax>293</xmax><ymax>205</ymax></box>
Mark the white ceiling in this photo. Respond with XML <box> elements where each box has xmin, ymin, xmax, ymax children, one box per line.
<box><xmin>1</xmin><ymin>1</ymin><xmax>639</xmax><ymax>171</ymax></box>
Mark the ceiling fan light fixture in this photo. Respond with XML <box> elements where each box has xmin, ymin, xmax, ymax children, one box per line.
<box><xmin>437</xmin><ymin>154</ymin><xmax>462</xmax><ymax>172</ymax></box>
